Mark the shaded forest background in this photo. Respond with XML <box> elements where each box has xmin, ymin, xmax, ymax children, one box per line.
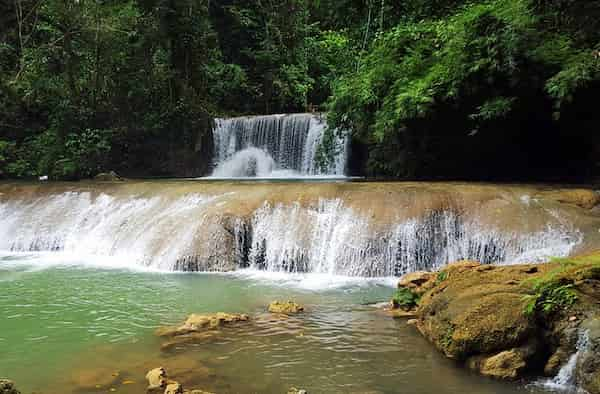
<box><xmin>1</xmin><ymin>0</ymin><xmax>599</xmax><ymax>180</ymax></box>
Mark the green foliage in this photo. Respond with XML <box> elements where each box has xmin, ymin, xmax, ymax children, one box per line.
<box><xmin>440</xmin><ymin>325</ymin><xmax>455</xmax><ymax>351</ymax></box>
<box><xmin>392</xmin><ymin>287</ymin><xmax>421</xmax><ymax>308</ymax></box>
<box><xmin>522</xmin><ymin>258</ymin><xmax>583</xmax><ymax>316</ymax></box>
<box><xmin>1</xmin><ymin>0</ymin><xmax>600</xmax><ymax>179</ymax></box>
<box><xmin>523</xmin><ymin>281</ymin><xmax>578</xmax><ymax>316</ymax></box>
<box><xmin>326</xmin><ymin>0</ymin><xmax>600</xmax><ymax>178</ymax></box>
<box><xmin>435</xmin><ymin>270</ymin><xmax>448</xmax><ymax>285</ymax></box>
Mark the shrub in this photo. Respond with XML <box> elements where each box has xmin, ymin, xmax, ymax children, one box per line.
<box><xmin>392</xmin><ymin>287</ymin><xmax>421</xmax><ymax>308</ymax></box>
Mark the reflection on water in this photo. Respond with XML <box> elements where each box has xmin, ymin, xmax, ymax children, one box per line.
<box><xmin>1</xmin><ymin>255</ymin><xmax>550</xmax><ymax>394</ymax></box>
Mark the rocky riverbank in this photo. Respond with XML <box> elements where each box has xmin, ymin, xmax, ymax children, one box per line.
<box><xmin>392</xmin><ymin>254</ymin><xmax>600</xmax><ymax>393</ymax></box>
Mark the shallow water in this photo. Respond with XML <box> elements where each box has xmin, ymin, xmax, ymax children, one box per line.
<box><xmin>0</xmin><ymin>253</ymin><xmax>568</xmax><ymax>394</ymax></box>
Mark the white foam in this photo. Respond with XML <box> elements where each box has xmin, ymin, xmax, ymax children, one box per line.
<box><xmin>227</xmin><ymin>267</ymin><xmax>397</xmax><ymax>291</ymax></box>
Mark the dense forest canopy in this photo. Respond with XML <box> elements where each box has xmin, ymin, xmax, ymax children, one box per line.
<box><xmin>1</xmin><ymin>0</ymin><xmax>599</xmax><ymax>180</ymax></box>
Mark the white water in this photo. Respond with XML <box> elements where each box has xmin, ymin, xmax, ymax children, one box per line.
<box><xmin>0</xmin><ymin>191</ymin><xmax>582</xmax><ymax>278</ymax></box>
<box><xmin>210</xmin><ymin>113</ymin><xmax>347</xmax><ymax>177</ymax></box>
<box><xmin>244</xmin><ymin>200</ymin><xmax>581</xmax><ymax>277</ymax></box>
<box><xmin>536</xmin><ymin>330</ymin><xmax>590</xmax><ymax>393</ymax></box>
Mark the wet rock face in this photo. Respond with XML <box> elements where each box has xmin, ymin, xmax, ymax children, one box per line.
<box><xmin>268</xmin><ymin>301</ymin><xmax>304</xmax><ymax>314</ymax></box>
<box><xmin>0</xmin><ymin>380</ymin><xmax>20</xmax><ymax>394</ymax></box>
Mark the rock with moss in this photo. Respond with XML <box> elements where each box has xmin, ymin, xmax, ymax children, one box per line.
<box><xmin>156</xmin><ymin>312</ymin><xmax>250</xmax><ymax>337</ymax></box>
<box><xmin>416</xmin><ymin>263</ymin><xmax>538</xmax><ymax>360</ymax></box>
<box><xmin>0</xmin><ymin>380</ymin><xmax>20</xmax><ymax>394</ymax></box>
<box><xmin>411</xmin><ymin>255</ymin><xmax>600</xmax><ymax>389</ymax></box>
<box><xmin>268</xmin><ymin>301</ymin><xmax>304</xmax><ymax>314</ymax></box>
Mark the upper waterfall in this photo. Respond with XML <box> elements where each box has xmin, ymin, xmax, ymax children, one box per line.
<box><xmin>210</xmin><ymin>113</ymin><xmax>348</xmax><ymax>178</ymax></box>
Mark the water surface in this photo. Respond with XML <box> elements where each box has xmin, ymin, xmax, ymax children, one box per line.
<box><xmin>0</xmin><ymin>253</ymin><xmax>558</xmax><ymax>394</ymax></box>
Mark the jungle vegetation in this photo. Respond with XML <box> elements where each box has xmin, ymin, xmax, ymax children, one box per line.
<box><xmin>1</xmin><ymin>0</ymin><xmax>599</xmax><ymax>179</ymax></box>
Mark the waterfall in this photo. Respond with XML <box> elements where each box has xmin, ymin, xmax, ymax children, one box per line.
<box><xmin>241</xmin><ymin>200</ymin><xmax>581</xmax><ymax>277</ymax></box>
<box><xmin>0</xmin><ymin>189</ymin><xmax>582</xmax><ymax>276</ymax></box>
<box><xmin>210</xmin><ymin>113</ymin><xmax>348</xmax><ymax>177</ymax></box>
<box><xmin>536</xmin><ymin>330</ymin><xmax>590</xmax><ymax>393</ymax></box>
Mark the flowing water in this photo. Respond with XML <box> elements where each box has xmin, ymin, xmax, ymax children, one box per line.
<box><xmin>1</xmin><ymin>180</ymin><xmax>599</xmax><ymax>393</ymax></box>
<box><xmin>0</xmin><ymin>181</ymin><xmax>594</xmax><ymax>274</ymax></box>
<box><xmin>209</xmin><ymin>114</ymin><xmax>348</xmax><ymax>178</ymax></box>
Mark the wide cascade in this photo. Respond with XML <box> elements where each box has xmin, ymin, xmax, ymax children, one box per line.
<box><xmin>210</xmin><ymin>113</ymin><xmax>347</xmax><ymax>177</ymax></box>
<box><xmin>0</xmin><ymin>183</ymin><xmax>590</xmax><ymax>277</ymax></box>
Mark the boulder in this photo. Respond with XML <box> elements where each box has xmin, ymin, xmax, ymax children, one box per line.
<box><xmin>417</xmin><ymin>286</ymin><xmax>534</xmax><ymax>359</ymax></box>
<box><xmin>0</xmin><ymin>380</ymin><xmax>20</xmax><ymax>394</ymax></box>
<box><xmin>157</xmin><ymin>312</ymin><xmax>249</xmax><ymax>337</ymax></box>
<box><xmin>268</xmin><ymin>301</ymin><xmax>304</xmax><ymax>314</ymax></box>
<box><xmin>467</xmin><ymin>345</ymin><xmax>536</xmax><ymax>380</ymax></box>
<box><xmin>411</xmin><ymin>256</ymin><xmax>600</xmax><ymax>389</ymax></box>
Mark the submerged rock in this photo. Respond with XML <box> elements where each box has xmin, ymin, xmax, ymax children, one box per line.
<box><xmin>160</xmin><ymin>331</ymin><xmax>221</xmax><ymax>351</ymax></box>
<box><xmin>268</xmin><ymin>301</ymin><xmax>304</xmax><ymax>314</ymax></box>
<box><xmin>0</xmin><ymin>380</ymin><xmax>20</xmax><ymax>394</ymax></box>
<box><xmin>157</xmin><ymin>312</ymin><xmax>250</xmax><ymax>337</ymax></box>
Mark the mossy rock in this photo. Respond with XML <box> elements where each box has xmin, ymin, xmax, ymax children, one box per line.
<box><xmin>416</xmin><ymin>263</ymin><xmax>543</xmax><ymax>360</ymax></box>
